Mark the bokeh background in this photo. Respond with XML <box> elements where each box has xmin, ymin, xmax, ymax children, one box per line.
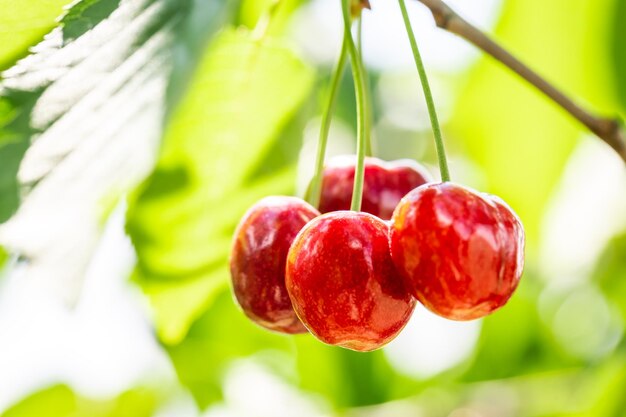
<box><xmin>0</xmin><ymin>0</ymin><xmax>625</xmax><ymax>416</ymax></box>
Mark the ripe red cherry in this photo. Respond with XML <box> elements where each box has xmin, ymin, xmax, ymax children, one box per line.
<box><xmin>230</xmin><ymin>196</ymin><xmax>320</xmax><ymax>334</ymax></box>
<box><xmin>389</xmin><ymin>183</ymin><xmax>525</xmax><ymax>321</ymax></box>
<box><xmin>286</xmin><ymin>211</ymin><xmax>416</xmax><ymax>351</ymax></box>
<box><xmin>318</xmin><ymin>155</ymin><xmax>432</xmax><ymax>220</ymax></box>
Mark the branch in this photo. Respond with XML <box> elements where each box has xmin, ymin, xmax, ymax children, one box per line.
<box><xmin>415</xmin><ymin>0</ymin><xmax>626</xmax><ymax>163</ymax></box>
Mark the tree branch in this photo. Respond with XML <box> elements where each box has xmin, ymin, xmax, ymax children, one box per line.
<box><xmin>415</xmin><ymin>0</ymin><xmax>626</xmax><ymax>163</ymax></box>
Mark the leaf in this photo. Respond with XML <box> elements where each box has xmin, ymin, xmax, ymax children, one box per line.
<box><xmin>60</xmin><ymin>0</ymin><xmax>122</xmax><ymax>42</ymax></box>
<box><xmin>2</xmin><ymin>385</ymin><xmax>76</xmax><ymax>417</ymax></box>
<box><xmin>462</xmin><ymin>277</ymin><xmax>576</xmax><ymax>382</ymax></box>
<box><xmin>0</xmin><ymin>0</ymin><xmax>232</xmax><ymax>304</ymax></box>
<box><xmin>1</xmin><ymin>385</ymin><xmax>158</xmax><ymax>417</ymax></box>
<box><xmin>238</xmin><ymin>0</ymin><xmax>305</xmax><ymax>36</ymax></box>
<box><xmin>127</xmin><ymin>27</ymin><xmax>315</xmax><ymax>344</ymax></box>
<box><xmin>0</xmin><ymin>246</ymin><xmax>7</xmax><ymax>267</ymax></box>
<box><xmin>594</xmin><ymin>233</ymin><xmax>626</xmax><ymax>322</ymax></box>
<box><xmin>165</xmin><ymin>290</ymin><xmax>296</xmax><ymax>409</ymax></box>
<box><xmin>0</xmin><ymin>0</ymin><xmax>71</xmax><ymax>70</ymax></box>
<box><xmin>612</xmin><ymin>0</ymin><xmax>626</xmax><ymax>113</ymax></box>
<box><xmin>294</xmin><ymin>337</ymin><xmax>405</xmax><ymax>408</ymax></box>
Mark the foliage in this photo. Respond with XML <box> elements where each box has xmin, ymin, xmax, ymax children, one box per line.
<box><xmin>612</xmin><ymin>0</ymin><xmax>626</xmax><ymax>113</ymax></box>
<box><xmin>1</xmin><ymin>385</ymin><xmax>158</xmax><ymax>417</ymax></box>
<box><xmin>127</xmin><ymin>27</ymin><xmax>315</xmax><ymax>344</ymax></box>
<box><xmin>0</xmin><ymin>0</ymin><xmax>71</xmax><ymax>71</ymax></box>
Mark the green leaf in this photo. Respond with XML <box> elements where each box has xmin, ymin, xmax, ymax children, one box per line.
<box><xmin>2</xmin><ymin>385</ymin><xmax>76</xmax><ymax>417</ymax></box>
<box><xmin>594</xmin><ymin>233</ymin><xmax>626</xmax><ymax>322</ymax></box>
<box><xmin>238</xmin><ymin>0</ymin><xmax>305</xmax><ymax>35</ymax></box>
<box><xmin>0</xmin><ymin>0</ymin><xmax>71</xmax><ymax>71</ymax></box>
<box><xmin>0</xmin><ymin>246</ymin><xmax>7</xmax><ymax>267</ymax></box>
<box><xmin>0</xmin><ymin>0</ymin><xmax>232</xmax><ymax>303</ymax></box>
<box><xmin>1</xmin><ymin>385</ymin><xmax>158</xmax><ymax>417</ymax></box>
<box><xmin>61</xmin><ymin>0</ymin><xmax>121</xmax><ymax>42</ymax></box>
<box><xmin>294</xmin><ymin>338</ymin><xmax>403</xmax><ymax>408</ymax></box>
<box><xmin>611</xmin><ymin>0</ymin><xmax>626</xmax><ymax>113</ymax></box>
<box><xmin>583</xmin><ymin>355</ymin><xmax>626</xmax><ymax>417</ymax></box>
<box><xmin>462</xmin><ymin>277</ymin><xmax>576</xmax><ymax>382</ymax></box>
<box><xmin>165</xmin><ymin>290</ymin><xmax>296</xmax><ymax>409</ymax></box>
<box><xmin>127</xmin><ymin>27</ymin><xmax>314</xmax><ymax>344</ymax></box>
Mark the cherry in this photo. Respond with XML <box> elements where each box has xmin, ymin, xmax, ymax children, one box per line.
<box><xmin>389</xmin><ymin>183</ymin><xmax>524</xmax><ymax>321</ymax></box>
<box><xmin>318</xmin><ymin>155</ymin><xmax>431</xmax><ymax>220</ymax></box>
<box><xmin>286</xmin><ymin>211</ymin><xmax>416</xmax><ymax>351</ymax></box>
<box><xmin>230</xmin><ymin>196</ymin><xmax>320</xmax><ymax>334</ymax></box>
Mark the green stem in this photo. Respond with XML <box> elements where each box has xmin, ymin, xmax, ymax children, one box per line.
<box><xmin>342</xmin><ymin>0</ymin><xmax>368</xmax><ymax>211</ymax></box>
<box><xmin>308</xmin><ymin>37</ymin><xmax>349</xmax><ymax>209</ymax></box>
<box><xmin>357</xmin><ymin>16</ymin><xmax>374</xmax><ymax>157</ymax></box>
<box><xmin>398</xmin><ymin>0</ymin><xmax>450</xmax><ymax>182</ymax></box>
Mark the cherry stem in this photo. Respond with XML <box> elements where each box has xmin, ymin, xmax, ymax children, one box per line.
<box><xmin>342</xmin><ymin>0</ymin><xmax>369</xmax><ymax>212</ymax></box>
<box><xmin>357</xmin><ymin>17</ymin><xmax>374</xmax><ymax>157</ymax></box>
<box><xmin>308</xmin><ymin>37</ymin><xmax>349</xmax><ymax>209</ymax></box>
<box><xmin>398</xmin><ymin>0</ymin><xmax>451</xmax><ymax>182</ymax></box>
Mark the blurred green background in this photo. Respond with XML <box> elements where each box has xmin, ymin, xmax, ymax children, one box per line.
<box><xmin>0</xmin><ymin>0</ymin><xmax>625</xmax><ymax>416</ymax></box>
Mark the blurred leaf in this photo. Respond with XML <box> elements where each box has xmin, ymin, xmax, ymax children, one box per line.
<box><xmin>0</xmin><ymin>0</ymin><xmax>232</xmax><ymax>303</ymax></box>
<box><xmin>463</xmin><ymin>277</ymin><xmax>575</xmax><ymax>381</ymax></box>
<box><xmin>1</xmin><ymin>385</ymin><xmax>158</xmax><ymax>417</ymax></box>
<box><xmin>2</xmin><ymin>385</ymin><xmax>75</xmax><ymax>417</ymax></box>
<box><xmin>0</xmin><ymin>0</ymin><xmax>182</xmax><ymax>302</ymax></box>
<box><xmin>542</xmin><ymin>355</ymin><xmax>626</xmax><ymax>417</ymax></box>
<box><xmin>100</xmin><ymin>389</ymin><xmax>158</xmax><ymax>417</ymax></box>
<box><xmin>0</xmin><ymin>0</ymin><xmax>71</xmax><ymax>71</ymax></box>
<box><xmin>127</xmin><ymin>27</ymin><xmax>314</xmax><ymax>344</ymax></box>
<box><xmin>294</xmin><ymin>337</ymin><xmax>404</xmax><ymax>408</ymax></box>
<box><xmin>582</xmin><ymin>354</ymin><xmax>626</xmax><ymax>417</ymax></box>
<box><xmin>611</xmin><ymin>0</ymin><xmax>626</xmax><ymax>112</ymax></box>
<box><xmin>61</xmin><ymin>0</ymin><xmax>121</xmax><ymax>42</ymax></box>
<box><xmin>594</xmin><ymin>233</ymin><xmax>626</xmax><ymax>322</ymax></box>
<box><xmin>166</xmin><ymin>289</ymin><xmax>296</xmax><ymax>409</ymax></box>
<box><xmin>238</xmin><ymin>0</ymin><xmax>305</xmax><ymax>35</ymax></box>
<box><xmin>0</xmin><ymin>140</ymin><xmax>30</xmax><ymax>222</ymax></box>
<box><xmin>450</xmin><ymin>0</ymin><xmax>620</xmax><ymax>246</ymax></box>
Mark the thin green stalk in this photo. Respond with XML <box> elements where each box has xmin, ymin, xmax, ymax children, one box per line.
<box><xmin>357</xmin><ymin>16</ymin><xmax>374</xmax><ymax>157</ymax></box>
<box><xmin>398</xmin><ymin>0</ymin><xmax>450</xmax><ymax>182</ymax></box>
<box><xmin>308</xmin><ymin>37</ymin><xmax>348</xmax><ymax>209</ymax></box>
<box><xmin>342</xmin><ymin>0</ymin><xmax>368</xmax><ymax>211</ymax></box>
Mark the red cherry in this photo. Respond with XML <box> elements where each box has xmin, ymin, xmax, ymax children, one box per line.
<box><xmin>389</xmin><ymin>183</ymin><xmax>525</xmax><ymax>321</ymax></box>
<box><xmin>318</xmin><ymin>155</ymin><xmax>432</xmax><ymax>220</ymax></box>
<box><xmin>286</xmin><ymin>211</ymin><xmax>416</xmax><ymax>351</ymax></box>
<box><xmin>230</xmin><ymin>196</ymin><xmax>320</xmax><ymax>334</ymax></box>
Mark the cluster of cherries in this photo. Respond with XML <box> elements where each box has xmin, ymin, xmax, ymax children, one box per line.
<box><xmin>230</xmin><ymin>156</ymin><xmax>525</xmax><ymax>352</ymax></box>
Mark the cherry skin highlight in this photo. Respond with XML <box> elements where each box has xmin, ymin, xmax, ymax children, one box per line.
<box><xmin>389</xmin><ymin>183</ymin><xmax>525</xmax><ymax>321</ymax></box>
<box><xmin>230</xmin><ymin>196</ymin><xmax>320</xmax><ymax>334</ymax></box>
<box><xmin>286</xmin><ymin>211</ymin><xmax>416</xmax><ymax>351</ymax></box>
<box><xmin>318</xmin><ymin>155</ymin><xmax>432</xmax><ymax>220</ymax></box>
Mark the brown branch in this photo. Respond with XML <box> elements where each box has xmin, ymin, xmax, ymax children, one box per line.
<box><xmin>415</xmin><ymin>0</ymin><xmax>626</xmax><ymax>163</ymax></box>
